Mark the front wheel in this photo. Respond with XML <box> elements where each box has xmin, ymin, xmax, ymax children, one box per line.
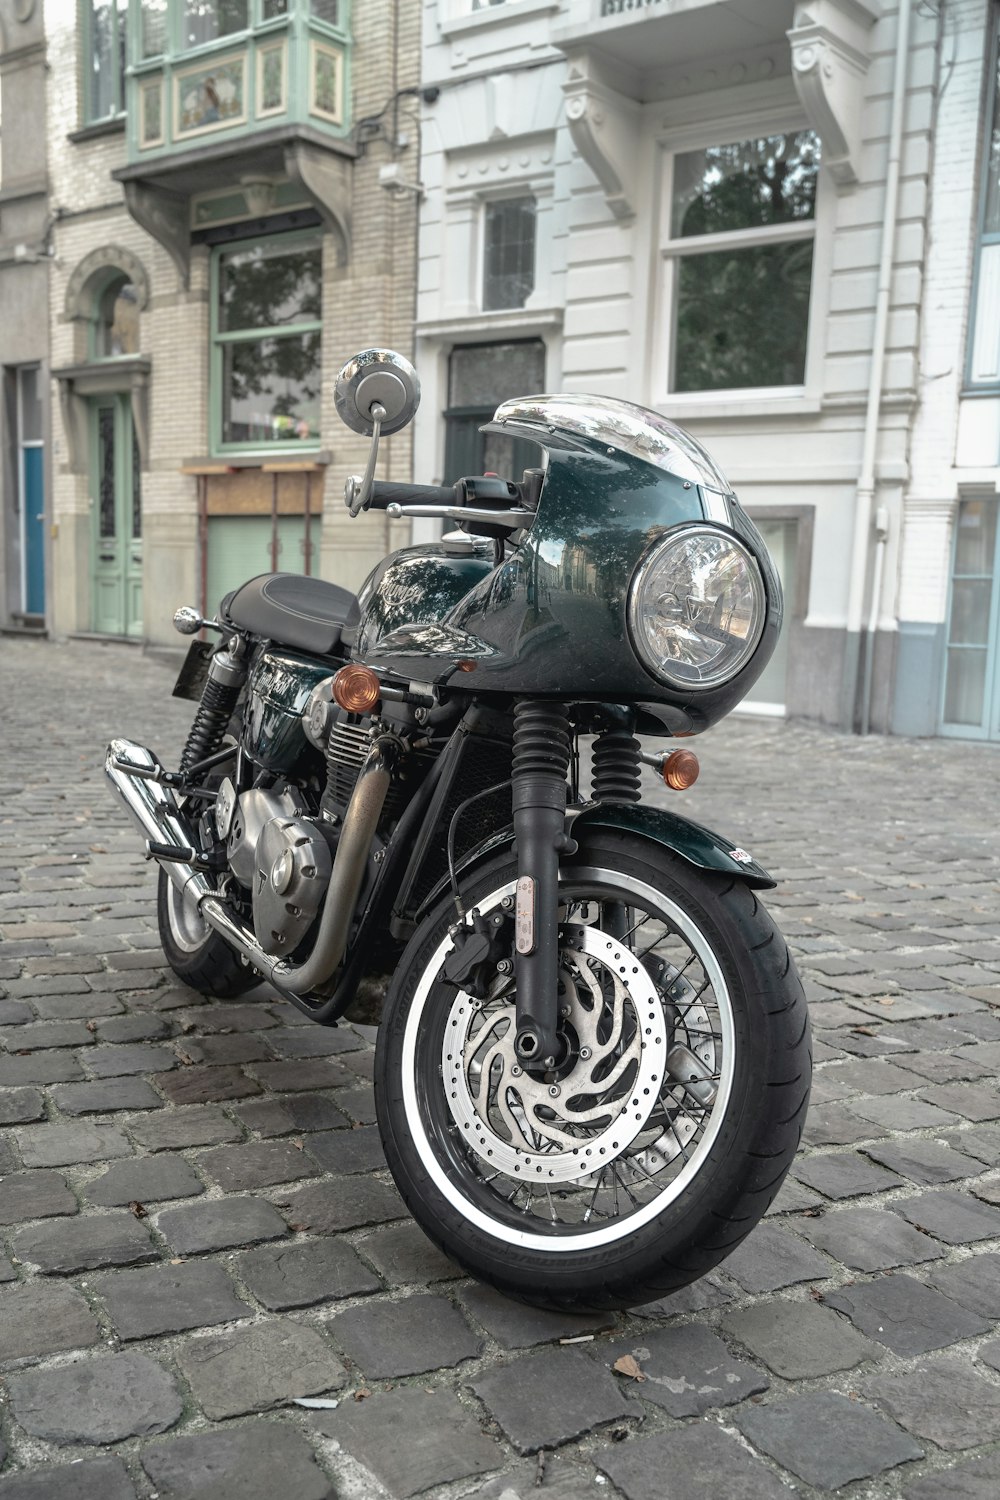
<box><xmin>375</xmin><ymin>831</ymin><xmax>810</xmax><ymax>1309</ymax></box>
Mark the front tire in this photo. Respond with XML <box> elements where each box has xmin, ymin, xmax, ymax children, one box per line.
<box><xmin>375</xmin><ymin>831</ymin><xmax>810</xmax><ymax>1309</ymax></box>
<box><xmin>156</xmin><ymin>868</ymin><xmax>255</xmax><ymax>998</ymax></box>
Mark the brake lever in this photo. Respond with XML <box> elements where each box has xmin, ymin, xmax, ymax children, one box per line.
<box><xmin>385</xmin><ymin>502</ymin><xmax>534</xmax><ymax>530</ymax></box>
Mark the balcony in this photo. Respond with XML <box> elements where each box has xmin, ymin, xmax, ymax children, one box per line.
<box><xmin>113</xmin><ymin>1</ymin><xmax>354</xmax><ymax>283</ymax></box>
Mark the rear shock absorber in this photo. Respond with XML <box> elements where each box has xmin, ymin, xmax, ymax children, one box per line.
<box><xmin>179</xmin><ymin>641</ymin><xmax>247</xmax><ymax>776</ymax></box>
<box><xmin>592</xmin><ymin>725</ymin><xmax>642</xmax><ymax>803</ymax></box>
<box><xmin>511</xmin><ymin>701</ymin><xmax>575</xmax><ymax>1071</ymax></box>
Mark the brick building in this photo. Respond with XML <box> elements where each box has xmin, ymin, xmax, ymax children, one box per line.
<box><xmin>413</xmin><ymin>0</ymin><xmax>1000</xmax><ymax>739</ymax></box>
<box><xmin>3</xmin><ymin>0</ymin><xmax>419</xmax><ymax>647</ymax></box>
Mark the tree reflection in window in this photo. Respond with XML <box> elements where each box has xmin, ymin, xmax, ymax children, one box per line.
<box><xmin>214</xmin><ymin>231</ymin><xmax>322</xmax><ymax>447</ymax></box>
<box><xmin>669</xmin><ymin>131</ymin><xmax>820</xmax><ymax>393</ymax></box>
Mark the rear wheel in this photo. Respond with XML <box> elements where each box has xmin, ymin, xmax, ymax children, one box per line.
<box><xmin>375</xmin><ymin>831</ymin><xmax>810</xmax><ymax>1308</ymax></box>
<box><xmin>156</xmin><ymin>868</ymin><xmax>255</xmax><ymax>998</ymax></box>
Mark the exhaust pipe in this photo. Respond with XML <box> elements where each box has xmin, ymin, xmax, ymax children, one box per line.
<box><xmin>105</xmin><ymin>735</ymin><xmax>395</xmax><ymax>1003</ymax></box>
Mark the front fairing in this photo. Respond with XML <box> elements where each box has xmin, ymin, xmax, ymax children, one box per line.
<box><xmin>357</xmin><ymin>409</ymin><xmax>781</xmax><ymax>735</ymax></box>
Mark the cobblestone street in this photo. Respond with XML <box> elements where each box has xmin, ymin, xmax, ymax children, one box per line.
<box><xmin>1</xmin><ymin>635</ymin><xmax>999</xmax><ymax>1499</ymax></box>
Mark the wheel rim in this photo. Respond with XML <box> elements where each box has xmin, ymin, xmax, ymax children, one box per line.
<box><xmin>401</xmin><ymin>866</ymin><xmax>737</xmax><ymax>1252</ymax></box>
<box><xmin>164</xmin><ymin>876</ymin><xmax>210</xmax><ymax>954</ymax></box>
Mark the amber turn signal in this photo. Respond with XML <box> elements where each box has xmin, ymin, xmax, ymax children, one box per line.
<box><xmin>662</xmin><ymin>749</ymin><xmax>700</xmax><ymax>790</ymax></box>
<box><xmin>332</xmin><ymin>664</ymin><xmax>381</xmax><ymax>715</ymax></box>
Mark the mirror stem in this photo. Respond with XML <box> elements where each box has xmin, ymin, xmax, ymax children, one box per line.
<box><xmin>345</xmin><ymin>402</ymin><xmax>387</xmax><ymax>516</ymax></box>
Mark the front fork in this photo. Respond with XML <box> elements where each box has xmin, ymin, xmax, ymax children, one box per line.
<box><xmin>511</xmin><ymin>701</ymin><xmax>577</xmax><ymax>1071</ymax></box>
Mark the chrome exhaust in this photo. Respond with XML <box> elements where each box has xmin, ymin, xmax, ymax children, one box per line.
<box><xmin>105</xmin><ymin>735</ymin><xmax>395</xmax><ymax>1001</ymax></box>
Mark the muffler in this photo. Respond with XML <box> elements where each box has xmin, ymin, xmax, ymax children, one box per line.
<box><xmin>105</xmin><ymin>734</ymin><xmax>396</xmax><ymax>1005</ymax></box>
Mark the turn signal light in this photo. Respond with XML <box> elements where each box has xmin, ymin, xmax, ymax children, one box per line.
<box><xmin>332</xmin><ymin>664</ymin><xmax>381</xmax><ymax>715</ymax></box>
<box><xmin>662</xmin><ymin>749</ymin><xmax>700</xmax><ymax>790</ymax></box>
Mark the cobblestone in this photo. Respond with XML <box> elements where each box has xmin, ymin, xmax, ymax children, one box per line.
<box><xmin>7</xmin><ymin>1350</ymin><xmax>182</xmax><ymax>1444</ymax></box>
<box><xmin>2</xmin><ymin>639</ymin><xmax>1000</xmax><ymax>1496</ymax></box>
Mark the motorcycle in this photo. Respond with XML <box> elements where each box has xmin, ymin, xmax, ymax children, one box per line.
<box><xmin>106</xmin><ymin>348</ymin><xmax>810</xmax><ymax>1308</ymax></box>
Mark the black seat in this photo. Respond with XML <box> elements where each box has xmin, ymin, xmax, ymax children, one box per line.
<box><xmin>222</xmin><ymin>573</ymin><xmax>359</xmax><ymax>656</ymax></box>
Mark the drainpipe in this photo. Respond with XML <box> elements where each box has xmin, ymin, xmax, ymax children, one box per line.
<box><xmin>840</xmin><ymin>0</ymin><xmax>914</xmax><ymax>733</ymax></box>
<box><xmin>860</xmin><ymin>504</ymin><xmax>890</xmax><ymax>734</ymax></box>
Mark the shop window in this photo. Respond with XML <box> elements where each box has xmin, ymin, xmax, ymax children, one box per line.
<box><xmin>663</xmin><ymin>129</ymin><xmax>820</xmax><ymax>394</ymax></box>
<box><xmin>83</xmin><ymin>0</ymin><xmax>127</xmax><ymax>122</ymax></box>
<box><xmin>444</xmin><ymin>339</ymin><xmax>545</xmax><ymax>482</ymax></box>
<box><xmin>92</xmin><ymin>276</ymin><xmax>141</xmax><ymax>359</ymax></box>
<box><xmin>483</xmin><ymin>198</ymin><xmax>536</xmax><ymax>312</ymax></box>
<box><xmin>211</xmin><ymin>229</ymin><xmax>322</xmax><ymax>450</ymax></box>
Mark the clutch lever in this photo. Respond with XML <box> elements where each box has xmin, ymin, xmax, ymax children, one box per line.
<box><xmin>385</xmin><ymin>502</ymin><xmax>535</xmax><ymax>531</ymax></box>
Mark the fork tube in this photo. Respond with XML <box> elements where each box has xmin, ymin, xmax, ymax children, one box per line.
<box><xmin>511</xmin><ymin>701</ymin><xmax>574</xmax><ymax>1072</ymax></box>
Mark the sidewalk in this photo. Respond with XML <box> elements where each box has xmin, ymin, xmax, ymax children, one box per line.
<box><xmin>0</xmin><ymin>636</ymin><xmax>998</xmax><ymax>1500</ymax></box>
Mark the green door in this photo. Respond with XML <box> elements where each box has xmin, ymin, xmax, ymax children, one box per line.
<box><xmin>91</xmin><ymin>396</ymin><xmax>142</xmax><ymax>637</ymax></box>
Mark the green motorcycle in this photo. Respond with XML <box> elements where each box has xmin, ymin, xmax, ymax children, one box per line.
<box><xmin>107</xmin><ymin>348</ymin><xmax>810</xmax><ymax>1308</ymax></box>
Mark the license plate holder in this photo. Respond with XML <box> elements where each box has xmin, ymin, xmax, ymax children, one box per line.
<box><xmin>172</xmin><ymin>640</ymin><xmax>214</xmax><ymax>701</ymax></box>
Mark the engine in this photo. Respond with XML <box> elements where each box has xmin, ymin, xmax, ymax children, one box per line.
<box><xmin>215</xmin><ymin>781</ymin><xmax>332</xmax><ymax>956</ymax></box>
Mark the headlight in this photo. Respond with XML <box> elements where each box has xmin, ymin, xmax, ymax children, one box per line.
<box><xmin>628</xmin><ymin>526</ymin><xmax>766</xmax><ymax>689</ymax></box>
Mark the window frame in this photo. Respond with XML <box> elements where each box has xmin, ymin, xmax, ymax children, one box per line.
<box><xmin>209</xmin><ymin>226</ymin><xmax>324</xmax><ymax>457</ymax></box>
<box><xmin>652</xmin><ymin>112</ymin><xmax>830</xmax><ymax>410</ymax></box>
<box><xmin>81</xmin><ymin>0</ymin><xmax>128</xmax><ymax>124</ymax></box>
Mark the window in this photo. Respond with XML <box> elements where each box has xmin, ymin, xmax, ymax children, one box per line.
<box><xmin>483</xmin><ymin>197</ymin><xmax>536</xmax><ymax>311</ymax></box>
<box><xmin>83</xmin><ymin>0</ymin><xmax>127</xmax><ymax>122</ymax></box>
<box><xmin>212</xmin><ymin>230</ymin><xmax>322</xmax><ymax>450</ymax></box>
<box><xmin>942</xmin><ymin>498</ymin><xmax>1000</xmax><ymax>732</ymax></box>
<box><xmin>182</xmin><ymin>0</ymin><xmax>248</xmax><ymax>50</ymax></box>
<box><xmin>444</xmin><ymin>340</ymin><xmax>545</xmax><ymax>482</ymax></box>
<box><xmin>968</xmin><ymin>13</ymin><xmax>1000</xmax><ymax>387</ymax></box>
<box><xmin>92</xmin><ymin>276</ymin><xmax>141</xmax><ymax>359</ymax></box>
<box><xmin>663</xmin><ymin>130</ymin><xmax>820</xmax><ymax>394</ymax></box>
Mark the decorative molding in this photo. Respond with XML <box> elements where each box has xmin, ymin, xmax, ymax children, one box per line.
<box><xmin>788</xmin><ymin>0</ymin><xmax>880</xmax><ymax>188</ymax></box>
<box><xmin>561</xmin><ymin>52</ymin><xmax>639</xmax><ymax>221</ymax></box>
<box><xmin>122</xmin><ymin>179</ymin><xmax>190</xmax><ymax>287</ymax></box>
<box><xmin>64</xmin><ymin>244</ymin><xmax>151</xmax><ymax>322</ymax></box>
<box><xmin>51</xmin><ymin>358</ymin><xmax>152</xmax><ymax>475</ymax></box>
<box><xmin>284</xmin><ymin>139</ymin><xmax>351</xmax><ymax>266</ymax></box>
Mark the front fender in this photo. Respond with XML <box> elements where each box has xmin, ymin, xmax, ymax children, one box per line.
<box><xmin>569</xmin><ymin>802</ymin><xmax>775</xmax><ymax>889</ymax></box>
<box><xmin>414</xmin><ymin>799</ymin><xmax>774</xmax><ymax>922</ymax></box>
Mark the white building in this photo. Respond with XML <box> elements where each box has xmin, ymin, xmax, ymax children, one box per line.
<box><xmin>413</xmin><ymin>0</ymin><xmax>1000</xmax><ymax>740</ymax></box>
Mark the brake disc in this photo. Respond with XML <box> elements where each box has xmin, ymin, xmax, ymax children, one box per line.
<box><xmin>442</xmin><ymin>923</ymin><xmax>668</xmax><ymax>1184</ymax></box>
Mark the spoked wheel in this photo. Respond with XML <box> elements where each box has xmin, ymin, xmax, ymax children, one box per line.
<box><xmin>376</xmin><ymin>831</ymin><xmax>810</xmax><ymax>1308</ymax></box>
<box><xmin>156</xmin><ymin>868</ymin><xmax>255</xmax><ymax>998</ymax></box>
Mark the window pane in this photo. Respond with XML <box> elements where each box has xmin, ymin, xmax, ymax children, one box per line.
<box><xmin>483</xmin><ymin>198</ymin><xmax>536</xmax><ymax>311</ymax></box>
<box><xmin>221</xmin><ymin>333</ymin><xmax>321</xmax><ymax>444</ymax></box>
<box><xmin>132</xmin><ymin>426</ymin><xmax>142</xmax><ymax>540</ymax></box>
<box><xmin>18</xmin><ymin>367</ymin><xmax>42</xmax><ymax>443</ymax></box>
<box><xmin>674</xmin><ymin>240</ymin><xmax>813</xmax><ymax>392</ymax></box>
<box><xmin>954</xmin><ymin>498</ymin><xmax>997</xmax><ymax>576</ymax></box>
<box><xmin>310</xmin><ymin>0</ymin><xmax>339</xmax><ymax>22</ymax></box>
<box><xmin>948</xmin><ymin>579</ymin><xmax>993</xmax><ymax>645</ymax></box>
<box><xmin>98</xmin><ymin>406</ymin><xmax>116</xmax><ymax>539</ymax></box>
<box><xmin>944</xmin><ymin>646</ymin><xmax>988</xmax><ymax>725</ymax></box>
<box><xmin>183</xmin><ymin>0</ymin><xmax>248</xmax><ymax>49</ymax></box>
<box><xmin>97</xmin><ymin>280</ymin><xmax>140</xmax><ymax>357</ymax></box>
<box><xmin>88</xmin><ymin>0</ymin><xmax>116</xmax><ymax>118</ymax></box>
<box><xmin>141</xmin><ymin>0</ymin><xmax>167</xmax><ymax>57</ymax></box>
<box><xmin>219</xmin><ymin>238</ymin><xmax>321</xmax><ymax>332</ymax></box>
<box><xmin>984</xmin><ymin>28</ymin><xmax>1000</xmax><ymax>234</ymax></box>
<box><xmin>263</xmin><ymin>0</ymin><xmax>289</xmax><ymax>16</ymax></box>
<box><xmin>671</xmin><ymin>131</ymin><xmax>820</xmax><ymax>239</ymax></box>
<box><xmin>448</xmin><ymin>340</ymin><xmax>545</xmax><ymax>407</ymax></box>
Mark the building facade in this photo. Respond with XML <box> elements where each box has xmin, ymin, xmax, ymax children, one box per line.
<box><xmin>9</xmin><ymin>0</ymin><xmax>420</xmax><ymax>649</ymax></box>
<box><xmin>414</xmin><ymin>0</ymin><xmax>1000</xmax><ymax>738</ymax></box>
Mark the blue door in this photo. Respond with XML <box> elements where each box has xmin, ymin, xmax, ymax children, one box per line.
<box><xmin>22</xmin><ymin>445</ymin><xmax>45</xmax><ymax>616</ymax></box>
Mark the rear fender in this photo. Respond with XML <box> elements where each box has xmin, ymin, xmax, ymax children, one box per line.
<box><xmin>414</xmin><ymin>800</ymin><xmax>774</xmax><ymax>921</ymax></box>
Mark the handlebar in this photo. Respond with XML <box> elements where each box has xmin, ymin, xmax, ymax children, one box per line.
<box><xmin>368</xmin><ymin>481</ymin><xmax>458</xmax><ymax>510</ymax></box>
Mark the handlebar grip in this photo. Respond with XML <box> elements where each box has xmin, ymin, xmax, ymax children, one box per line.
<box><xmin>368</xmin><ymin>481</ymin><xmax>458</xmax><ymax>510</ymax></box>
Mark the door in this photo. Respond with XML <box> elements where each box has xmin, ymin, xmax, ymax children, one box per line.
<box><xmin>940</xmin><ymin>495</ymin><xmax>1000</xmax><ymax>739</ymax></box>
<box><xmin>17</xmin><ymin>365</ymin><xmax>45</xmax><ymax>618</ymax></box>
<box><xmin>91</xmin><ymin>395</ymin><xmax>142</xmax><ymax>637</ymax></box>
<box><xmin>742</xmin><ymin>518</ymin><xmax>797</xmax><ymax>715</ymax></box>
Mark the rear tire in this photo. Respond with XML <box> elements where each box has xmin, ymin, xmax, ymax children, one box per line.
<box><xmin>375</xmin><ymin>831</ymin><xmax>810</xmax><ymax>1309</ymax></box>
<box><xmin>156</xmin><ymin>868</ymin><xmax>255</xmax><ymax>998</ymax></box>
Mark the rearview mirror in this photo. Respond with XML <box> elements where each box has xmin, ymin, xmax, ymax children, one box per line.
<box><xmin>334</xmin><ymin>349</ymin><xmax>420</xmax><ymax>436</ymax></box>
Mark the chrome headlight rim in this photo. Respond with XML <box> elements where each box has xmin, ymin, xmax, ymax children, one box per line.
<box><xmin>627</xmin><ymin>523</ymin><xmax>767</xmax><ymax>691</ymax></box>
